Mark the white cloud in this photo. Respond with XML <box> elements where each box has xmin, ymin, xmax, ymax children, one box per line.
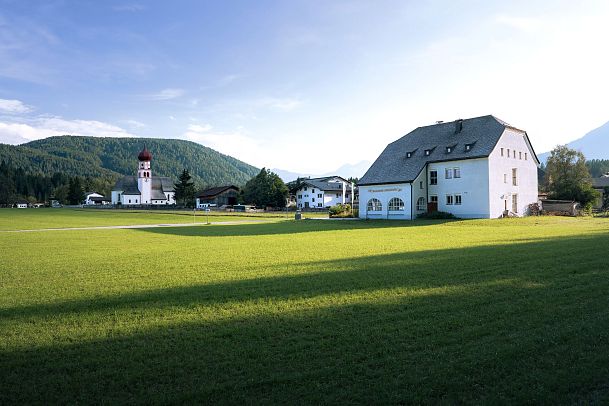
<box><xmin>0</xmin><ymin>98</ymin><xmax>33</xmax><ymax>114</ymax></box>
<box><xmin>124</xmin><ymin>119</ymin><xmax>146</xmax><ymax>128</ymax></box>
<box><xmin>113</xmin><ymin>4</ymin><xmax>146</xmax><ymax>12</ymax></box>
<box><xmin>260</xmin><ymin>97</ymin><xmax>302</xmax><ymax>112</ymax></box>
<box><xmin>141</xmin><ymin>88</ymin><xmax>185</xmax><ymax>101</ymax></box>
<box><xmin>0</xmin><ymin>116</ymin><xmax>137</xmax><ymax>145</ymax></box>
<box><xmin>183</xmin><ymin>123</ymin><xmax>261</xmax><ymax>166</ymax></box>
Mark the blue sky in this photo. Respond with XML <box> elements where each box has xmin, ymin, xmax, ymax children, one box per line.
<box><xmin>1</xmin><ymin>0</ymin><xmax>608</xmax><ymax>173</ymax></box>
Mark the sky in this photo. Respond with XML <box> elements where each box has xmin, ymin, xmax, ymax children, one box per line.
<box><xmin>1</xmin><ymin>0</ymin><xmax>608</xmax><ymax>174</ymax></box>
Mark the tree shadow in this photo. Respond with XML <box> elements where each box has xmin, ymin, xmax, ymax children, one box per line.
<box><xmin>135</xmin><ymin>218</ymin><xmax>461</xmax><ymax>237</ymax></box>
<box><xmin>2</xmin><ymin>232</ymin><xmax>609</xmax><ymax>403</ymax></box>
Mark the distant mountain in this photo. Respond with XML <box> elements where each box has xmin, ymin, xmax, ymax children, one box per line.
<box><xmin>538</xmin><ymin>120</ymin><xmax>609</xmax><ymax>162</ymax></box>
<box><xmin>321</xmin><ymin>160</ymin><xmax>371</xmax><ymax>179</ymax></box>
<box><xmin>273</xmin><ymin>160</ymin><xmax>372</xmax><ymax>183</ymax></box>
<box><xmin>0</xmin><ymin>136</ymin><xmax>259</xmax><ymax>187</ymax></box>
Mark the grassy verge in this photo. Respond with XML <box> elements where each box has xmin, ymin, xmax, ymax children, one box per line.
<box><xmin>1</xmin><ymin>216</ymin><xmax>608</xmax><ymax>403</ymax></box>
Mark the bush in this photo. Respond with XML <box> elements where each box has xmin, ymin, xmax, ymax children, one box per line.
<box><xmin>329</xmin><ymin>204</ymin><xmax>354</xmax><ymax>218</ymax></box>
<box><xmin>416</xmin><ymin>211</ymin><xmax>457</xmax><ymax>220</ymax></box>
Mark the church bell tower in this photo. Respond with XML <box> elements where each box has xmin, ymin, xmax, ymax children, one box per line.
<box><xmin>137</xmin><ymin>146</ymin><xmax>153</xmax><ymax>204</ymax></box>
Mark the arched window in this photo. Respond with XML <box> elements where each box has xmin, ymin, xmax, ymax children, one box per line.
<box><xmin>367</xmin><ymin>198</ymin><xmax>382</xmax><ymax>212</ymax></box>
<box><xmin>388</xmin><ymin>197</ymin><xmax>405</xmax><ymax>211</ymax></box>
<box><xmin>416</xmin><ymin>197</ymin><xmax>426</xmax><ymax>211</ymax></box>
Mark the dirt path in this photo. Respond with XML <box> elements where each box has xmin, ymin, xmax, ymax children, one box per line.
<box><xmin>1</xmin><ymin>220</ymin><xmax>275</xmax><ymax>233</ymax></box>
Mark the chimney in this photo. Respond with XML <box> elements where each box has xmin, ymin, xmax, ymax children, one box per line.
<box><xmin>455</xmin><ymin>119</ymin><xmax>463</xmax><ymax>134</ymax></box>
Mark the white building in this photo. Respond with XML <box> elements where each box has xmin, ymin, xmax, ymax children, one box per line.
<box><xmin>84</xmin><ymin>192</ymin><xmax>109</xmax><ymax>205</ymax></box>
<box><xmin>358</xmin><ymin>116</ymin><xmax>539</xmax><ymax>220</ymax></box>
<box><xmin>111</xmin><ymin>147</ymin><xmax>176</xmax><ymax>206</ymax></box>
<box><xmin>295</xmin><ymin>176</ymin><xmax>355</xmax><ymax>209</ymax></box>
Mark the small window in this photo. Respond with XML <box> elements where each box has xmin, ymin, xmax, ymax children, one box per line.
<box><xmin>304</xmin><ymin>187</ymin><xmax>307</xmax><ymax>191</ymax></box>
<box><xmin>454</xmin><ymin>167</ymin><xmax>461</xmax><ymax>178</ymax></box>
<box><xmin>312</xmin><ymin>189</ymin><xmax>315</xmax><ymax>193</ymax></box>
<box><xmin>336</xmin><ymin>193</ymin><xmax>340</xmax><ymax>198</ymax></box>
<box><xmin>430</xmin><ymin>170</ymin><xmax>438</xmax><ymax>185</ymax></box>
<box><xmin>445</xmin><ymin>168</ymin><xmax>453</xmax><ymax>179</ymax></box>
<box><xmin>455</xmin><ymin>194</ymin><xmax>462</xmax><ymax>205</ymax></box>
<box><xmin>367</xmin><ymin>198</ymin><xmax>382</xmax><ymax>212</ymax></box>
<box><xmin>519</xmin><ymin>151</ymin><xmax>522</xmax><ymax>159</ymax></box>
<box><xmin>525</xmin><ymin>152</ymin><xmax>528</xmax><ymax>160</ymax></box>
<box><xmin>425</xmin><ymin>149</ymin><xmax>431</xmax><ymax>156</ymax></box>
<box><xmin>406</xmin><ymin>152</ymin><xmax>412</xmax><ymax>158</ymax></box>
<box><xmin>446</xmin><ymin>195</ymin><xmax>454</xmax><ymax>205</ymax></box>
<box><xmin>430</xmin><ymin>195</ymin><xmax>438</xmax><ymax>203</ymax></box>
<box><xmin>503</xmin><ymin>174</ymin><xmax>507</xmax><ymax>184</ymax></box>
<box><xmin>312</xmin><ymin>198</ymin><xmax>315</xmax><ymax>202</ymax></box>
<box><xmin>298</xmin><ymin>195</ymin><xmax>302</xmax><ymax>199</ymax></box>
<box><xmin>420</xmin><ymin>181</ymin><xmax>423</xmax><ymax>189</ymax></box>
<box><xmin>465</xmin><ymin>144</ymin><xmax>472</xmax><ymax>151</ymax></box>
<box><xmin>416</xmin><ymin>197</ymin><xmax>425</xmax><ymax>211</ymax></box>
<box><xmin>318</xmin><ymin>203</ymin><xmax>322</xmax><ymax>207</ymax></box>
<box><xmin>512</xmin><ymin>194</ymin><xmax>518</xmax><ymax>213</ymax></box>
<box><xmin>512</xmin><ymin>168</ymin><xmax>518</xmax><ymax>186</ymax></box>
<box><xmin>446</xmin><ymin>146</ymin><xmax>452</xmax><ymax>153</ymax></box>
<box><xmin>501</xmin><ymin>148</ymin><xmax>504</xmax><ymax>156</ymax></box>
<box><xmin>318</xmin><ymin>193</ymin><xmax>322</xmax><ymax>198</ymax></box>
<box><xmin>388</xmin><ymin>197</ymin><xmax>405</xmax><ymax>211</ymax></box>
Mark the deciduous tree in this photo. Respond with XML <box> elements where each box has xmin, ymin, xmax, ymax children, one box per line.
<box><xmin>243</xmin><ymin>168</ymin><xmax>288</xmax><ymax>208</ymax></box>
<box><xmin>544</xmin><ymin>145</ymin><xmax>599</xmax><ymax>208</ymax></box>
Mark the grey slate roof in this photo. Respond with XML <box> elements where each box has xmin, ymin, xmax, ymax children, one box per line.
<box><xmin>592</xmin><ymin>177</ymin><xmax>609</xmax><ymax>188</ymax></box>
<box><xmin>359</xmin><ymin>115</ymin><xmax>523</xmax><ymax>186</ymax></box>
<box><xmin>301</xmin><ymin>176</ymin><xmax>349</xmax><ymax>192</ymax></box>
<box><xmin>113</xmin><ymin>176</ymin><xmax>175</xmax><ymax>199</ymax></box>
<box><xmin>197</xmin><ymin>185</ymin><xmax>239</xmax><ymax>199</ymax></box>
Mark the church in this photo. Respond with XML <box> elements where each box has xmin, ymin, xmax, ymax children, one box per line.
<box><xmin>111</xmin><ymin>147</ymin><xmax>176</xmax><ymax>205</ymax></box>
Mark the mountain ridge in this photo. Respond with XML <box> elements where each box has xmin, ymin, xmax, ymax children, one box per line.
<box><xmin>538</xmin><ymin>120</ymin><xmax>609</xmax><ymax>162</ymax></box>
<box><xmin>0</xmin><ymin>136</ymin><xmax>259</xmax><ymax>187</ymax></box>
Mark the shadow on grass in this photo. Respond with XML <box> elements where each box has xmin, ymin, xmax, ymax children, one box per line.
<box><xmin>2</xmin><ymin>232</ymin><xmax>609</xmax><ymax>404</ymax></box>
<box><xmin>136</xmin><ymin>218</ymin><xmax>460</xmax><ymax>237</ymax></box>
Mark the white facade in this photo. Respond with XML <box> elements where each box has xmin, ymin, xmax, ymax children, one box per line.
<box><xmin>358</xmin><ymin>183</ymin><xmax>412</xmax><ymax>219</ymax></box>
<box><xmin>295</xmin><ymin>177</ymin><xmax>355</xmax><ymax>209</ymax></box>
<box><xmin>111</xmin><ymin>148</ymin><xmax>176</xmax><ymax>206</ymax></box>
<box><xmin>487</xmin><ymin>128</ymin><xmax>539</xmax><ymax>217</ymax></box>
<box><xmin>359</xmin><ymin>127</ymin><xmax>539</xmax><ymax>220</ymax></box>
<box><xmin>84</xmin><ymin>192</ymin><xmax>104</xmax><ymax>205</ymax></box>
<box><xmin>137</xmin><ymin>159</ymin><xmax>152</xmax><ymax>204</ymax></box>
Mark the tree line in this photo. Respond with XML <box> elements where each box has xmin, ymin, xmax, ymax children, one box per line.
<box><xmin>0</xmin><ymin>160</ymin><xmax>115</xmax><ymax>206</ymax></box>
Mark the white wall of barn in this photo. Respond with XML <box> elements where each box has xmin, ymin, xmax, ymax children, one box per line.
<box><xmin>488</xmin><ymin>129</ymin><xmax>539</xmax><ymax>217</ymax></box>
<box><xmin>358</xmin><ymin>183</ymin><xmax>412</xmax><ymax>219</ymax></box>
<box><xmin>427</xmin><ymin>157</ymin><xmax>491</xmax><ymax>218</ymax></box>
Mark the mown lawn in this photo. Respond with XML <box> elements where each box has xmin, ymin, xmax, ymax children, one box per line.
<box><xmin>0</xmin><ymin>208</ymin><xmax>321</xmax><ymax>231</ymax></box>
<box><xmin>1</xmin><ymin>216</ymin><xmax>608</xmax><ymax>404</ymax></box>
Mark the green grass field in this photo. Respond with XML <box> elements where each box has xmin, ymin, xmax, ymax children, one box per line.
<box><xmin>1</xmin><ymin>212</ymin><xmax>609</xmax><ymax>404</ymax></box>
<box><xmin>0</xmin><ymin>208</ymin><xmax>326</xmax><ymax>231</ymax></box>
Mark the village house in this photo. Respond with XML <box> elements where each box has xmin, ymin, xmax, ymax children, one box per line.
<box><xmin>295</xmin><ymin>176</ymin><xmax>355</xmax><ymax>209</ymax></box>
<box><xmin>84</xmin><ymin>192</ymin><xmax>110</xmax><ymax>205</ymax></box>
<box><xmin>111</xmin><ymin>147</ymin><xmax>176</xmax><ymax>206</ymax></box>
<box><xmin>196</xmin><ymin>185</ymin><xmax>239</xmax><ymax>208</ymax></box>
<box><xmin>358</xmin><ymin>115</ymin><xmax>540</xmax><ymax>219</ymax></box>
<box><xmin>592</xmin><ymin>175</ymin><xmax>609</xmax><ymax>210</ymax></box>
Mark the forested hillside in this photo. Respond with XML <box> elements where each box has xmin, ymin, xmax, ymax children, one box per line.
<box><xmin>0</xmin><ymin>136</ymin><xmax>258</xmax><ymax>188</ymax></box>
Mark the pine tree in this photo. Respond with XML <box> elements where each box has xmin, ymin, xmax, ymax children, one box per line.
<box><xmin>174</xmin><ymin>169</ymin><xmax>196</xmax><ymax>207</ymax></box>
<box><xmin>67</xmin><ymin>177</ymin><xmax>85</xmax><ymax>205</ymax></box>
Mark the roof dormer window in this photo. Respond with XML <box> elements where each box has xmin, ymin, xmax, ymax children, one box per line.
<box><xmin>425</xmin><ymin>149</ymin><xmax>431</xmax><ymax>156</ymax></box>
<box><xmin>446</xmin><ymin>145</ymin><xmax>456</xmax><ymax>153</ymax></box>
<box><xmin>406</xmin><ymin>152</ymin><xmax>412</xmax><ymax>158</ymax></box>
<box><xmin>464</xmin><ymin>142</ymin><xmax>476</xmax><ymax>152</ymax></box>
